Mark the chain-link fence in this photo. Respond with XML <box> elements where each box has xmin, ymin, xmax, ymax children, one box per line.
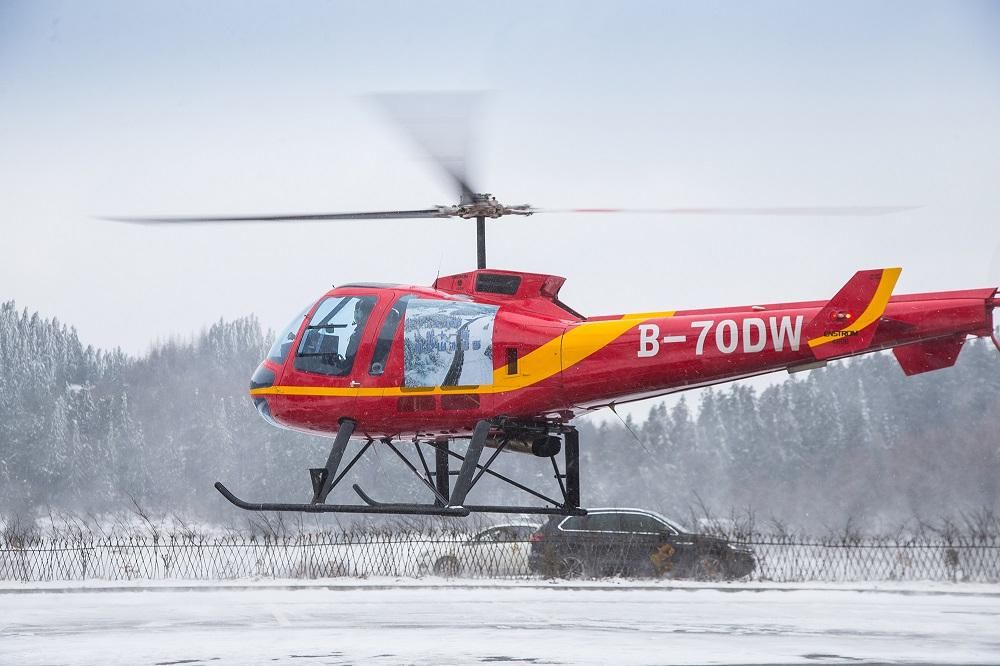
<box><xmin>2</xmin><ymin>531</ymin><xmax>999</xmax><ymax>583</ymax></box>
<box><xmin>744</xmin><ymin>536</ymin><xmax>1000</xmax><ymax>582</ymax></box>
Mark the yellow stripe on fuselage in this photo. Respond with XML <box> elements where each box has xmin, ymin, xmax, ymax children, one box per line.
<box><xmin>807</xmin><ymin>267</ymin><xmax>901</xmax><ymax>349</ymax></box>
<box><xmin>250</xmin><ymin>310</ymin><xmax>675</xmax><ymax>398</ymax></box>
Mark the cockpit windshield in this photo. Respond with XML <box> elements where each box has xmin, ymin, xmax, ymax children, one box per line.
<box><xmin>294</xmin><ymin>295</ymin><xmax>377</xmax><ymax>376</ymax></box>
<box><xmin>266</xmin><ymin>305</ymin><xmax>310</xmax><ymax>364</ymax></box>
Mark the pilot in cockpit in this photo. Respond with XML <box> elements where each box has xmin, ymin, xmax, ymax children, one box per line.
<box><xmin>293</xmin><ymin>296</ymin><xmax>377</xmax><ymax>376</ymax></box>
<box><xmin>343</xmin><ymin>297</ymin><xmax>375</xmax><ymax>368</ymax></box>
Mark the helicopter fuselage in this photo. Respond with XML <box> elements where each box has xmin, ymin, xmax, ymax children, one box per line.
<box><xmin>248</xmin><ymin>268</ymin><xmax>997</xmax><ymax>442</ymax></box>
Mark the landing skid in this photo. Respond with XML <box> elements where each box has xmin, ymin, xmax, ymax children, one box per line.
<box><xmin>215</xmin><ymin>418</ymin><xmax>586</xmax><ymax>517</ymax></box>
<box><xmin>351</xmin><ymin>483</ymin><xmax>585</xmax><ymax>516</ymax></box>
<box><xmin>214</xmin><ymin>482</ymin><xmax>469</xmax><ymax>516</ymax></box>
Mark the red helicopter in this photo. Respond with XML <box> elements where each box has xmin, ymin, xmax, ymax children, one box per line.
<box><xmin>115</xmin><ymin>95</ymin><xmax>1000</xmax><ymax>517</ymax></box>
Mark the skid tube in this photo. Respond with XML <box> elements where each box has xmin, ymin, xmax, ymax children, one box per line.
<box><xmin>215</xmin><ymin>482</ymin><xmax>470</xmax><ymax>516</ymax></box>
<box><xmin>215</xmin><ymin>418</ymin><xmax>587</xmax><ymax>516</ymax></box>
<box><xmin>351</xmin><ymin>483</ymin><xmax>585</xmax><ymax>516</ymax></box>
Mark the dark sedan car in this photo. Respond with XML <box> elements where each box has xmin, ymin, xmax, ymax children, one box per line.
<box><xmin>528</xmin><ymin>508</ymin><xmax>755</xmax><ymax>580</ymax></box>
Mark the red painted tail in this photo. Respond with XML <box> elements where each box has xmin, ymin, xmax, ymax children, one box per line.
<box><xmin>892</xmin><ymin>335</ymin><xmax>966</xmax><ymax>376</ymax></box>
<box><xmin>805</xmin><ymin>267</ymin><xmax>902</xmax><ymax>361</ymax></box>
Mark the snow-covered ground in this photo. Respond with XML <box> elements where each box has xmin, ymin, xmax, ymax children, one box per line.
<box><xmin>2</xmin><ymin>580</ymin><xmax>999</xmax><ymax>665</ymax></box>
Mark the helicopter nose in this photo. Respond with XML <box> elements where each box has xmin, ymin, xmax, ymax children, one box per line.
<box><xmin>250</xmin><ymin>363</ymin><xmax>275</xmax><ymax>390</ymax></box>
<box><xmin>252</xmin><ymin>394</ymin><xmax>283</xmax><ymax>429</ymax></box>
<box><xmin>250</xmin><ymin>363</ymin><xmax>284</xmax><ymax>428</ymax></box>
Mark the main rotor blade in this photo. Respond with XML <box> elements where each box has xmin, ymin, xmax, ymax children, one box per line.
<box><xmin>536</xmin><ymin>206</ymin><xmax>917</xmax><ymax>216</ymax></box>
<box><xmin>105</xmin><ymin>209</ymin><xmax>447</xmax><ymax>224</ymax></box>
<box><xmin>370</xmin><ymin>92</ymin><xmax>482</xmax><ymax>203</ymax></box>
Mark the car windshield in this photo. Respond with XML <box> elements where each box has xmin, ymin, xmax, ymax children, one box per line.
<box><xmin>649</xmin><ymin>511</ymin><xmax>690</xmax><ymax>534</ymax></box>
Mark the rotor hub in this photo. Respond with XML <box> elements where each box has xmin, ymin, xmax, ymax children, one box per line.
<box><xmin>438</xmin><ymin>194</ymin><xmax>534</xmax><ymax>220</ymax></box>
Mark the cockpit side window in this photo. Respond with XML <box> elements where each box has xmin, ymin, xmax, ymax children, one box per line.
<box><xmin>267</xmin><ymin>306</ymin><xmax>310</xmax><ymax>364</ymax></box>
<box><xmin>369</xmin><ymin>295</ymin><xmax>414</xmax><ymax>376</ymax></box>
<box><xmin>294</xmin><ymin>296</ymin><xmax>377</xmax><ymax>377</ymax></box>
<box><xmin>403</xmin><ymin>299</ymin><xmax>499</xmax><ymax>387</ymax></box>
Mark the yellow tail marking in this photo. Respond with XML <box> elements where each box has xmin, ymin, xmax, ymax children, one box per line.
<box><xmin>250</xmin><ymin>310</ymin><xmax>676</xmax><ymax>398</ymax></box>
<box><xmin>560</xmin><ymin>312</ymin><xmax>675</xmax><ymax>371</ymax></box>
<box><xmin>808</xmin><ymin>267</ymin><xmax>901</xmax><ymax>349</ymax></box>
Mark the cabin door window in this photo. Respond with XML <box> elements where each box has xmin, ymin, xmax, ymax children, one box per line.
<box><xmin>403</xmin><ymin>299</ymin><xmax>498</xmax><ymax>387</ymax></box>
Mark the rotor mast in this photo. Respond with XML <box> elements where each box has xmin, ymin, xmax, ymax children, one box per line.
<box><xmin>460</xmin><ymin>187</ymin><xmax>488</xmax><ymax>269</ymax></box>
<box><xmin>451</xmin><ymin>190</ymin><xmax>533</xmax><ymax>269</ymax></box>
<box><xmin>477</xmin><ymin>215</ymin><xmax>486</xmax><ymax>269</ymax></box>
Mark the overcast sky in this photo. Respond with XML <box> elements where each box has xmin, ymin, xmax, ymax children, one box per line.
<box><xmin>2</xmin><ymin>2</ymin><xmax>999</xmax><ymax>392</ymax></box>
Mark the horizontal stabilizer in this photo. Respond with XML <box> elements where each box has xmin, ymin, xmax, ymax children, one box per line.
<box><xmin>893</xmin><ymin>335</ymin><xmax>966</xmax><ymax>376</ymax></box>
<box><xmin>806</xmin><ymin>267</ymin><xmax>901</xmax><ymax>361</ymax></box>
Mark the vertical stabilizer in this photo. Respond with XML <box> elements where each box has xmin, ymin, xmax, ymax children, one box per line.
<box><xmin>805</xmin><ymin>267</ymin><xmax>901</xmax><ymax>361</ymax></box>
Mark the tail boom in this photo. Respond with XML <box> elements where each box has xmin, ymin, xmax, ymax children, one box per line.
<box><xmin>557</xmin><ymin>279</ymin><xmax>997</xmax><ymax>411</ymax></box>
<box><xmin>877</xmin><ymin>287</ymin><xmax>997</xmax><ymax>375</ymax></box>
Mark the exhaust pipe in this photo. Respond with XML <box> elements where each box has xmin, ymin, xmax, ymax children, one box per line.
<box><xmin>484</xmin><ymin>435</ymin><xmax>563</xmax><ymax>457</ymax></box>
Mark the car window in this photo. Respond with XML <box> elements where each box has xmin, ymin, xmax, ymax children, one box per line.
<box><xmin>473</xmin><ymin>528</ymin><xmax>500</xmax><ymax>542</ymax></box>
<box><xmin>587</xmin><ymin>513</ymin><xmax>626</xmax><ymax>532</ymax></box>
<box><xmin>493</xmin><ymin>527</ymin><xmax>518</xmax><ymax>542</ymax></box>
<box><xmin>508</xmin><ymin>526</ymin><xmax>537</xmax><ymax>540</ymax></box>
<box><xmin>621</xmin><ymin>513</ymin><xmax>669</xmax><ymax>533</ymax></box>
<box><xmin>473</xmin><ymin>527</ymin><xmax>522</xmax><ymax>542</ymax></box>
<box><xmin>477</xmin><ymin>526</ymin><xmax>534</xmax><ymax>542</ymax></box>
<box><xmin>559</xmin><ymin>516</ymin><xmax>589</xmax><ymax>531</ymax></box>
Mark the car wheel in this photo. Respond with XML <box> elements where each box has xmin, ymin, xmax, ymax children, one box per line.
<box><xmin>692</xmin><ymin>554</ymin><xmax>726</xmax><ymax>582</ymax></box>
<box><xmin>557</xmin><ymin>556</ymin><xmax>586</xmax><ymax>579</ymax></box>
<box><xmin>433</xmin><ymin>555</ymin><xmax>462</xmax><ymax>577</ymax></box>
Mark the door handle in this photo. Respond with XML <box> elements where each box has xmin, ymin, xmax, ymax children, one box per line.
<box><xmin>349</xmin><ymin>380</ymin><xmax>361</xmax><ymax>387</ymax></box>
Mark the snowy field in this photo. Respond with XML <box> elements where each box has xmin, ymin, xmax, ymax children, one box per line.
<box><xmin>2</xmin><ymin>580</ymin><xmax>999</xmax><ymax>665</ymax></box>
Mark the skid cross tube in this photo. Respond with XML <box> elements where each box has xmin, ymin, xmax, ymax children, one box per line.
<box><xmin>550</xmin><ymin>455</ymin><xmax>567</xmax><ymax>500</ymax></box>
<box><xmin>383</xmin><ymin>440</ymin><xmax>450</xmax><ymax>505</ymax></box>
<box><xmin>414</xmin><ymin>441</ymin><xmax>435</xmax><ymax>488</ymax></box>
<box><xmin>328</xmin><ymin>438</ymin><xmax>373</xmax><ymax>493</ymax></box>
<box><xmin>353</xmin><ymin>431</ymin><xmax>587</xmax><ymax>515</ymax></box>
<box><xmin>429</xmin><ymin>441</ymin><xmax>567</xmax><ymax>509</ymax></box>
<box><xmin>310</xmin><ymin>418</ymin><xmax>356</xmax><ymax>504</ymax></box>
<box><xmin>469</xmin><ymin>436</ymin><xmax>508</xmax><ymax>489</ymax></box>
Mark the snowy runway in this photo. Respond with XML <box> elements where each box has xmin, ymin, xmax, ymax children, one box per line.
<box><xmin>1</xmin><ymin>581</ymin><xmax>999</xmax><ymax>665</ymax></box>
